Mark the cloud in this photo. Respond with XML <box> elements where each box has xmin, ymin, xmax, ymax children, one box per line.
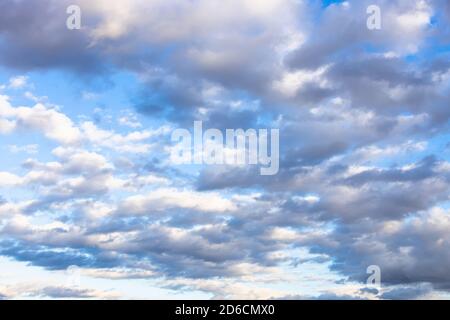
<box><xmin>7</xmin><ymin>75</ymin><xmax>28</xmax><ymax>89</ymax></box>
<box><xmin>380</xmin><ymin>284</ymin><xmax>434</xmax><ymax>300</ymax></box>
<box><xmin>0</xmin><ymin>95</ymin><xmax>82</xmax><ymax>144</ymax></box>
<box><xmin>117</xmin><ymin>188</ymin><xmax>237</xmax><ymax>215</ymax></box>
<box><xmin>0</xmin><ymin>0</ymin><xmax>106</xmax><ymax>73</ymax></box>
<box><xmin>80</xmin><ymin>121</ymin><xmax>169</xmax><ymax>153</ymax></box>
<box><xmin>0</xmin><ymin>282</ymin><xmax>121</xmax><ymax>299</ymax></box>
<box><xmin>0</xmin><ymin>0</ymin><xmax>450</xmax><ymax>299</ymax></box>
<box><xmin>8</xmin><ymin>144</ymin><xmax>39</xmax><ymax>154</ymax></box>
<box><xmin>38</xmin><ymin>286</ymin><xmax>120</xmax><ymax>299</ymax></box>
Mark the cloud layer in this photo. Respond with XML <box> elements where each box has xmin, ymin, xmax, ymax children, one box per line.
<box><xmin>0</xmin><ymin>0</ymin><xmax>449</xmax><ymax>299</ymax></box>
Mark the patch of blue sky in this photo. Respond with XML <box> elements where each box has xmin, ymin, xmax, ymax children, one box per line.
<box><xmin>321</xmin><ymin>0</ymin><xmax>346</xmax><ymax>8</ymax></box>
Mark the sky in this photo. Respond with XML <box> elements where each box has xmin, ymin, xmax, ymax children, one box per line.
<box><xmin>0</xmin><ymin>0</ymin><xmax>450</xmax><ymax>300</ymax></box>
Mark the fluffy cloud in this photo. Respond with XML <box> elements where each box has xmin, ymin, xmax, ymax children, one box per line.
<box><xmin>0</xmin><ymin>0</ymin><xmax>449</xmax><ymax>300</ymax></box>
<box><xmin>118</xmin><ymin>188</ymin><xmax>237</xmax><ymax>214</ymax></box>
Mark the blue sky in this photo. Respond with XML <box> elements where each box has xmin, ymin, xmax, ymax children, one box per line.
<box><xmin>0</xmin><ymin>0</ymin><xmax>450</xmax><ymax>299</ymax></box>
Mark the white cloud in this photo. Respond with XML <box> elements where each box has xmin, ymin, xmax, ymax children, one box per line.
<box><xmin>81</xmin><ymin>121</ymin><xmax>165</xmax><ymax>153</ymax></box>
<box><xmin>8</xmin><ymin>144</ymin><xmax>39</xmax><ymax>154</ymax></box>
<box><xmin>119</xmin><ymin>188</ymin><xmax>237</xmax><ymax>214</ymax></box>
<box><xmin>0</xmin><ymin>172</ymin><xmax>23</xmax><ymax>187</ymax></box>
<box><xmin>0</xmin><ymin>95</ymin><xmax>81</xmax><ymax>144</ymax></box>
<box><xmin>52</xmin><ymin>147</ymin><xmax>113</xmax><ymax>174</ymax></box>
<box><xmin>8</xmin><ymin>76</ymin><xmax>28</xmax><ymax>89</ymax></box>
<box><xmin>273</xmin><ymin>65</ymin><xmax>331</xmax><ymax>98</ymax></box>
<box><xmin>118</xmin><ymin>114</ymin><xmax>142</xmax><ymax>128</ymax></box>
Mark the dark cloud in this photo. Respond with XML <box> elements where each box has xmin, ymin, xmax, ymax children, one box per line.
<box><xmin>380</xmin><ymin>284</ymin><xmax>433</xmax><ymax>300</ymax></box>
<box><xmin>40</xmin><ymin>287</ymin><xmax>96</xmax><ymax>299</ymax></box>
<box><xmin>0</xmin><ymin>242</ymin><xmax>95</xmax><ymax>270</ymax></box>
<box><xmin>0</xmin><ymin>0</ymin><xmax>107</xmax><ymax>74</ymax></box>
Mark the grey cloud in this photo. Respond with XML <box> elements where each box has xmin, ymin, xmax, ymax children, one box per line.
<box><xmin>380</xmin><ymin>284</ymin><xmax>433</xmax><ymax>300</ymax></box>
<box><xmin>0</xmin><ymin>0</ymin><xmax>107</xmax><ymax>74</ymax></box>
<box><xmin>341</xmin><ymin>156</ymin><xmax>440</xmax><ymax>185</ymax></box>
